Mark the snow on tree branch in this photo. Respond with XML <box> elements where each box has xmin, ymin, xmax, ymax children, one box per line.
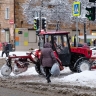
<box><xmin>21</xmin><ymin>0</ymin><xmax>95</xmax><ymax>25</ymax></box>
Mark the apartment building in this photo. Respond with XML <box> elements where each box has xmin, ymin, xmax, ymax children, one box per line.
<box><xmin>0</xmin><ymin>0</ymin><xmax>14</xmax><ymax>43</ymax></box>
<box><xmin>0</xmin><ymin>0</ymin><xmax>39</xmax><ymax>50</ymax></box>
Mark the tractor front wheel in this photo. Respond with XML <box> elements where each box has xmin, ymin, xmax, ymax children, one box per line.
<box><xmin>76</xmin><ymin>60</ymin><xmax>91</xmax><ymax>73</ymax></box>
<box><xmin>1</xmin><ymin>64</ymin><xmax>12</xmax><ymax>76</ymax></box>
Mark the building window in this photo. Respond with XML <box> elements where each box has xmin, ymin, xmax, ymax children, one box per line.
<box><xmin>5</xmin><ymin>8</ymin><xmax>9</xmax><ymax>19</ymax></box>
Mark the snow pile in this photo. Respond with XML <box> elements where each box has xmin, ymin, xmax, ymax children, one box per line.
<box><xmin>53</xmin><ymin>69</ymin><xmax>96</xmax><ymax>88</ymax></box>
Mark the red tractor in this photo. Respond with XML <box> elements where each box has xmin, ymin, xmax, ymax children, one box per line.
<box><xmin>1</xmin><ymin>30</ymin><xmax>92</xmax><ymax>76</ymax></box>
<box><xmin>34</xmin><ymin>30</ymin><xmax>92</xmax><ymax>75</ymax></box>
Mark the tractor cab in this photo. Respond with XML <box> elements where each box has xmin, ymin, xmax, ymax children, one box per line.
<box><xmin>39</xmin><ymin>30</ymin><xmax>71</xmax><ymax>66</ymax></box>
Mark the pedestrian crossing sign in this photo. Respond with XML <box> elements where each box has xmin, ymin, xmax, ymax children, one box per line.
<box><xmin>73</xmin><ymin>2</ymin><xmax>81</xmax><ymax>16</ymax></box>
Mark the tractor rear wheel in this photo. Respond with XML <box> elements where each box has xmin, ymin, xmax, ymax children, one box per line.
<box><xmin>35</xmin><ymin>64</ymin><xmax>42</xmax><ymax>75</ymax></box>
<box><xmin>76</xmin><ymin>60</ymin><xmax>91</xmax><ymax>73</ymax></box>
<box><xmin>69</xmin><ymin>65</ymin><xmax>77</xmax><ymax>72</ymax></box>
<box><xmin>35</xmin><ymin>64</ymin><xmax>46</xmax><ymax>76</ymax></box>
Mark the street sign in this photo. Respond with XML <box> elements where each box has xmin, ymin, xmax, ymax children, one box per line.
<box><xmin>73</xmin><ymin>2</ymin><xmax>81</xmax><ymax>16</ymax></box>
<box><xmin>9</xmin><ymin>20</ymin><xmax>14</xmax><ymax>24</ymax></box>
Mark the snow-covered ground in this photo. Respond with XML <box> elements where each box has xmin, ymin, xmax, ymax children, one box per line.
<box><xmin>0</xmin><ymin>50</ymin><xmax>96</xmax><ymax>88</ymax></box>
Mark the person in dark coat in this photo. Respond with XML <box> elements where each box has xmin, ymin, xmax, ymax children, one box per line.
<box><xmin>40</xmin><ymin>42</ymin><xmax>57</xmax><ymax>83</ymax></box>
<box><xmin>93</xmin><ymin>39</ymin><xmax>96</xmax><ymax>46</ymax></box>
<box><xmin>1</xmin><ymin>43</ymin><xmax>9</xmax><ymax>57</ymax></box>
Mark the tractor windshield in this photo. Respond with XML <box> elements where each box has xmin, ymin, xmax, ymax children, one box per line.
<box><xmin>43</xmin><ymin>34</ymin><xmax>70</xmax><ymax>55</ymax></box>
<box><xmin>55</xmin><ymin>35</ymin><xmax>69</xmax><ymax>54</ymax></box>
<box><xmin>43</xmin><ymin>34</ymin><xmax>71</xmax><ymax>66</ymax></box>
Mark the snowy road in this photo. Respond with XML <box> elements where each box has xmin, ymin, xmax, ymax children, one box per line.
<box><xmin>0</xmin><ymin>86</ymin><xmax>46</xmax><ymax>96</ymax></box>
<box><xmin>0</xmin><ymin>74</ymin><xmax>96</xmax><ymax>96</ymax></box>
<box><xmin>0</xmin><ymin>51</ymin><xmax>96</xmax><ymax>95</ymax></box>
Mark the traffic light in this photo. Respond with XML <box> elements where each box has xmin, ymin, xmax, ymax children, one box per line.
<box><xmin>42</xmin><ymin>18</ymin><xmax>46</xmax><ymax>30</ymax></box>
<box><xmin>34</xmin><ymin>18</ymin><xmax>39</xmax><ymax>30</ymax></box>
<box><xmin>89</xmin><ymin>0</ymin><xmax>96</xmax><ymax>2</ymax></box>
<box><xmin>85</xmin><ymin>7</ymin><xmax>95</xmax><ymax>21</ymax></box>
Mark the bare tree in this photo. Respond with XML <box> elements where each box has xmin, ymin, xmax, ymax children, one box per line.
<box><xmin>22</xmin><ymin>0</ymin><xmax>95</xmax><ymax>25</ymax></box>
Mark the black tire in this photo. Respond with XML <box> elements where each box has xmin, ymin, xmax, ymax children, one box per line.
<box><xmin>35</xmin><ymin>64</ymin><xmax>46</xmax><ymax>76</ymax></box>
<box><xmin>76</xmin><ymin>60</ymin><xmax>91</xmax><ymax>73</ymax></box>
<box><xmin>35</xmin><ymin>64</ymin><xmax>42</xmax><ymax>75</ymax></box>
<box><xmin>69</xmin><ymin>65</ymin><xmax>77</xmax><ymax>72</ymax></box>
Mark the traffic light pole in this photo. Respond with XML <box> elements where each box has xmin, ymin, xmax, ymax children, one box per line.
<box><xmin>95</xmin><ymin>2</ymin><xmax>96</xmax><ymax>21</ymax></box>
<box><xmin>39</xmin><ymin>10</ymin><xmax>42</xmax><ymax>31</ymax></box>
<box><xmin>84</xmin><ymin>22</ymin><xmax>87</xmax><ymax>43</ymax></box>
<box><xmin>39</xmin><ymin>0</ymin><xmax>44</xmax><ymax>31</ymax></box>
<box><xmin>38</xmin><ymin>0</ymin><xmax>44</xmax><ymax>50</ymax></box>
<box><xmin>76</xmin><ymin>17</ymin><xmax>79</xmax><ymax>47</ymax></box>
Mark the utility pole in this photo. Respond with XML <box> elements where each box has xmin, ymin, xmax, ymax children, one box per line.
<box><xmin>14</xmin><ymin>0</ymin><xmax>16</xmax><ymax>50</ymax></box>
